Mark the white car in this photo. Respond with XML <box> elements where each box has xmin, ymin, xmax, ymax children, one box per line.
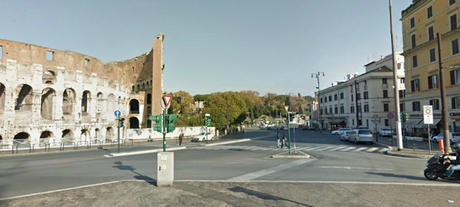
<box><xmin>192</xmin><ymin>132</ymin><xmax>214</xmax><ymax>142</ymax></box>
<box><xmin>331</xmin><ymin>128</ymin><xmax>352</xmax><ymax>135</ymax></box>
<box><xmin>349</xmin><ymin>129</ymin><xmax>374</xmax><ymax>144</ymax></box>
<box><xmin>431</xmin><ymin>132</ymin><xmax>459</xmax><ymax>143</ymax></box>
<box><xmin>379</xmin><ymin>128</ymin><xmax>392</xmax><ymax>137</ymax></box>
<box><xmin>340</xmin><ymin>131</ymin><xmax>352</xmax><ymax>141</ymax></box>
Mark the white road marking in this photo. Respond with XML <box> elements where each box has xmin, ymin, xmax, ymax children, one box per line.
<box><xmin>352</xmin><ymin>147</ymin><xmax>368</xmax><ymax>152</ymax></box>
<box><xmin>227</xmin><ymin>159</ymin><xmax>314</xmax><ymax>181</ymax></box>
<box><xmin>339</xmin><ymin>147</ymin><xmax>356</xmax><ymax>152</ymax></box>
<box><xmin>304</xmin><ymin>146</ymin><xmax>324</xmax><ymax>151</ymax></box>
<box><xmin>366</xmin><ymin>147</ymin><xmax>379</xmax><ymax>152</ymax></box>
<box><xmin>378</xmin><ymin>148</ymin><xmax>387</xmax><ymax>152</ymax></box>
<box><xmin>315</xmin><ymin>146</ymin><xmax>335</xmax><ymax>151</ymax></box>
<box><xmin>326</xmin><ymin>146</ymin><xmax>347</xmax><ymax>151</ymax></box>
<box><xmin>315</xmin><ymin>166</ymin><xmax>393</xmax><ymax>171</ymax></box>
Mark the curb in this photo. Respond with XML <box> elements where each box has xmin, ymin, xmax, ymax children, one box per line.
<box><xmin>270</xmin><ymin>151</ymin><xmax>311</xmax><ymax>159</ymax></box>
<box><xmin>108</xmin><ymin>146</ymin><xmax>187</xmax><ymax>157</ymax></box>
<box><xmin>202</xmin><ymin>138</ymin><xmax>251</xmax><ymax>147</ymax></box>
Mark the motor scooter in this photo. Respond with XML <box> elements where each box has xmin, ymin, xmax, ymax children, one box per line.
<box><xmin>424</xmin><ymin>151</ymin><xmax>460</xmax><ymax>180</ymax></box>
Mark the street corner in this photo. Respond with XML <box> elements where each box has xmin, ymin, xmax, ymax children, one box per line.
<box><xmin>270</xmin><ymin>150</ymin><xmax>311</xmax><ymax>159</ymax></box>
<box><xmin>385</xmin><ymin>149</ymin><xmax>433</xmax><ymax>159</ymax></box>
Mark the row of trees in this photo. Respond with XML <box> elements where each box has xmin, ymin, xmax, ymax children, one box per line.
<box><xmin>165</xmin><ymin>90</ymin><xmax>313</xmax><ymax>130</ymax></box>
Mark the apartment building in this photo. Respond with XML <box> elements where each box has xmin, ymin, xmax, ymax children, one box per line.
<box><xmin>401</xmin><ymin>0</ymin><xmax>460</xmax><ymax>134</ymax></box>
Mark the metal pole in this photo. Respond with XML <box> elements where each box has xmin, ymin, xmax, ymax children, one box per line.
<box><xmin>117</xmin><ymin>117</ymin><xmax>120</xmax><ymax>153</ymax></box>
<box><xmin>428</xmin><ymin>124</ymin><xmax>431</xmax><ymax>154</ymax></box>
<box><xmin>389</xmin><ymin>0</ymin><xmax>403</xmax><ymax>150</ymax></box>
<box><xmin>436</xmin><ymin>32</ymin><xmax>452</xmax><ymax>153</ymax></box>
<box><xmin>163</xmin><ymin>109</ymin><xmax>166</xmax><ymax>152</ymax></box>
<box><xmin>288</xmin><ymin>112</ymin><xmax>291</xmax><ymax>154</ymax></box>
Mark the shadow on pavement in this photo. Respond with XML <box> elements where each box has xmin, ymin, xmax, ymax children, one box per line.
<box><xmin>228</xmin><ymin>186</ymin><xmax>312</xmax><ymax>207</ymax></box>
<box><xmin>365</xmin><ymin>172</ymin><xmax>427</xmax><ymax>181</ymax></box>
<box><xmin>112</xmin><ymin>161</ymin><xmax>156</xmax><ymax>185</ymax></box>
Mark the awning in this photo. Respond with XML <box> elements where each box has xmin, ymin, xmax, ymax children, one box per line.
<box><xmin>328</xmin><ymin>119</ymin><xmax>346</xmax><ymax>125</ymax></box>
<box><xmin>417</xmin><ymin>118</ymin><xmax>441</xmax><ymax>128</ymax></box>
<box><xmin>404</xmin><ymin>119</ymin><xmax>422</xmax><ymax>128</ymax></box>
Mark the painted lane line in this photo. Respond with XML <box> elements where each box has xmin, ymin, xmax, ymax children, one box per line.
<box><xmin>315</xmin><ymin>146</ymin><xmax>335</xmax><ymax>151</ymax></box>
<box><xmin>339</xmin><ymin>147</ymin><xmax>356</xmax><ymax>152</ymax></box>
<box><xmin>227</xmin><ymin>159</ymin><xmax>314</xmax><ymax>181</ymax></box>
<box><xmin>315</xmin><ymin>166</ymin><xmax>393</xmax><ymax>171</ymax></box>
<box><xmin>304</xmin><ymin>146</ymin><xmax>324</xmax><ymax>151</ymax></box>
<box><xmin>366</xmin><ymin>147</ymin><xmax>378</xmax><ymax>152</ymax></box>
<box><xmin>378</xmin><ymin>148</ymin><xmax>387</xmax><ymax>152</ymax></box>
<box><xmin>106</xmin><ymin>147</ymin><xmax>186</xmax><ymax>157</ymax></box>
<box><xmin>325</xmin><ymin>146</ymin><xmax>347</xmax><ymax>151</ymax></box>
<box><xmin>352</xmin><ymin>147</ymin><xmax>368</xmax><ymax>152</ymax></box>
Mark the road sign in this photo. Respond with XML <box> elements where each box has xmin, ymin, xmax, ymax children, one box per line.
<box><xmin>205</xmin><ymin>113</ymin><xmax>210</xmax><ymax>117</ymax></box>
<box><xmin>284</xmin><ymin>106</ymin><xmax>289</xmax><ymax>113</ymax></box>
<box><xmin>163</xmin><ymin>95</ymin><xmax>172</xmax><ymax>107</ymax></box>
<box><xmin>372</xmin><ymin>117</ymin><xmax>380</xmax><ymax>124</ymax></box>
<box><xmin>387</xmin><ymin>112</ymin><xmax>394</xmax><ymax>119</ymax></box>
<box><xmin>423</xmin><ymin>105</ymin><xmax>433</xmax><ymax>124</ymax></box>
<box><xmin>114</xmin><ymin>110</ymin><xmax>121</xmax><ymax>117</ymax></box>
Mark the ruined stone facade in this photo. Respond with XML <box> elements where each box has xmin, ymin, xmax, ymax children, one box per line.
<box><xmin>0</xmin><ymin>33</ymin><xmax>165</xmax><ymax>147</ymax></box>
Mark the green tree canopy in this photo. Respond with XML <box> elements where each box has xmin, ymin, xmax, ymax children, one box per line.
<box><xmin>203</xmin><ymin>91</ymin><xmax>247</xmax><ymax>130</ymax></box>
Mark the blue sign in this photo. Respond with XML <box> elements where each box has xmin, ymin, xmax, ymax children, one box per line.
<box><xmin>387</xmin><ymin>112</ymin><xmax>394</xmax><ymax>120</ymax></box>
<box><xmin>114</xmin><ymin>110</ymin><xmax>121</xmax><ymax>117</ymax></box>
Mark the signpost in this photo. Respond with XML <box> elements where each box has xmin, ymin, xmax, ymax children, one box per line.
<box><xmin>424</xmin><ymin>105</ymin><xmax>433</xmax><ymax>154</ymax></box>
<box><xmin>284</xmin><ymin>106</ymin><xmax>291</xmax><ymax>154</ymax></box>
<box><xmin>149</xmin><ymin>95</ymin><xmax>178</xmax><ymax>152</ymax></box>
<box><xmin>115</xmin><ymin>110</ymin><xmax>122</xmax><ymax>153</ymax></box>
<box><xmin>372</xmin><ymin>117</ymin><xmax>380</xmax><ymax>142</ymax></box>
<box><xmin>387</xmin><ymin>112</ymin><xmax>395</xmax><ymax>146</ymax></box>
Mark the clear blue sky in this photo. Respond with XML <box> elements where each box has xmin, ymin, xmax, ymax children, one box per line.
<box><xmin>0</xmin><ymin>0</ymin><xmax>413</xmax><ymax>97</ymax></box>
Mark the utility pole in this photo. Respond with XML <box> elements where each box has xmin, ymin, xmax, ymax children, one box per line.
<box><xmin>226</xmin><ymin>96</ymin><xmax>229</xmax><ymax>135</ymax></box>
<box><xmin>355</xmin><ymin>80</ymin><xmax>359</xmax><ymax>127</ymax></box>
<box><xmin>437</xmin><ymin>32</ymin><xmax>452</xmax><ymax>153</ymax></box>
<box><xmin>389</xmin><ymin>0</ymin><xmax>403</xmax><ymax>150</ymax></box>
<box><xmin>311</xmin><ymin>72</ymin><xmax>325</xmax><ymax>130</ymax></box>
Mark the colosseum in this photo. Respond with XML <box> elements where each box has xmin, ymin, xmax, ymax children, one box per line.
<box><xmin>0</xmin><ymin>33</ymin><xmax>165</xmax><ymax>149</ymax></box>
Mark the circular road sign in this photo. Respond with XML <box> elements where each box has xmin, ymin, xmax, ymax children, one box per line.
<box><xmin>387</xmin><ymin>112</ymin><xmax>394</xmax><ymax>120</ymax></box>
<box><xmin>425</xmin><ymin>108</ymin><xmax>432</xmax><ymax>115</ymax></box>
<box><xmin>114</xmin><ymin>110</ymin><xmax>121</xmax><ymax>117</ymax></box>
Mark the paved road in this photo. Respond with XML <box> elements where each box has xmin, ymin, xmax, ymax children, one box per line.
<box><xmin>0</xmin><ymin>127</ymin><xmax>457</xmax><ymax>203</ymax></box>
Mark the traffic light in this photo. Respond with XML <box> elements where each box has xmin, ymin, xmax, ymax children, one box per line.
<box><xmin>401</xmin><ymin>112</ymin><xmax>406</xmax><ymax>123</ymax></box>
<box><xmin>119</xmin><ymin>118</ymin><xmax>125</xmax><ymax>128</ymax></box>
<box><xmin>166</xmin><ymin>115</ymin><xmax>179</xmax><ymax>133</ymax></box>
<box><xmin>207</xmin><ymin>118</ymin><xmax>211</xmax><ymax>126</ymax></box>
<box><xmin>150</xmin><ymin>115</ymin><xmax>162</xmax><ymax>132</ymax></box>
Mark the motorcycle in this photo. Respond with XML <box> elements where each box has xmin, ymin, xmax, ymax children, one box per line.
<box><xmin>424</xmin><ymin>151</ymin><xmax>460</xmax><ymax>180</ymax></box>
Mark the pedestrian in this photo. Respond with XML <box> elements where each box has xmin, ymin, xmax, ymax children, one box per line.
<box><xmin>277</xmin><ymin>131</ymin><xmax>280</xmax><ymax>148</ymax></box>
<box><xmin>179</xmin><ymin>133</ymin><xmax>183</xmax><ymax>146</ymax></box>
<box><xmin>282</xmin><ymin>133</ymin><xmax>287</xmax><ymax>148</ymax></box>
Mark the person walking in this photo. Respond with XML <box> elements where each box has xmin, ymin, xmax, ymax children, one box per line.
<box><xmin>277</xmin><ymin>131</ymin><xmax>280</xmax><ymax>148</ymax></box>
<box><xmin>179</xmin><ymin>133</ymin><xmax>183</xmax><ymax>146</ymax></box>
<box><xmin>282</xmin><ymin>133</ymin><xmax>288</xmax><ymax>149</ymax></box>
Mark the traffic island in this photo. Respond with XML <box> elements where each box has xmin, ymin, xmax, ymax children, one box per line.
<box><xmin>271</xmin><ymin>150</ymin><xmax>311</xmax><ymax>159</ymax></box>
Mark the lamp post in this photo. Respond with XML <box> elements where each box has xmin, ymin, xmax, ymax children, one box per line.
<box><xmin>311</xmin><ymin>72</ymin><xmax>325</xmax><ymax>131</ymax></box>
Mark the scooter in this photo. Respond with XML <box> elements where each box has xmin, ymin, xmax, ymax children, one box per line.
<box><xmin>424</xmin><ymin>151</ymin><xmax>460</xmax><ymax>180</ymax></box>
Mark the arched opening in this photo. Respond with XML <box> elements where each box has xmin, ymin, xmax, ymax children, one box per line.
<box><xmin>147</xmin><ymin>106</ymin><xmax>151</xmax><ymax>115</ymax></box>
<box><xmin>40</xmin><ymin>131</ymin><xmax>53</xmax><ymax>138</ymax></box>
<box><xmin>147</xmin><ymin>94</ymin><xmax>152</xmax><ymax>105</ymax></box>
<box><xmin>14</xmin><ymin>132</ymin><xmax>30</xmax><ymax>140</ymax></box>
<box><xmin>147</xmin><ymin>119</ymin><xmax>152</xmax><ymax>128</ymax></box>
<box><xmin>15</xmin><ymin>84</ymin><xmax>33</xmax><ymax>111</ymax></box>
<box><xmin>95</xmin><ymin>128</ymin><xmax>100</xmax><ymax>141</ymax></box>
<box><xmin>63</xmin><ymin>88</ymin><xmax>76</xmax><ymax>115</ymax></box>
<box><xmin>0</xmin><ymin>83</ymin><xmax>5</xmax><ymax>111</ymax></box>
<box><xmin>62</xmin><ymin>129</ymin><xmax>73</xmax><ymax>139</ymax></box>
<box><xmin>129</xmin><ymin>117</ymin><xmax>140</xmax><ymax>129</ymax></box>
<box><xmin>142</xmin><ymin>83</ymin><xmax>145</xmax><ymax>90</ymax></box>
<box><xmin>106</xmin><ymin>127</ymin><xmax>114</xmax><ymax>141</ymax></box>
<box><xmin>107</xmin><ymin>94</ymin><xmax>116</xmax><ymax>115</ymax></box>
<box><xmin>81</xmin><ymin>90</ymin><xmax>91</xmax><ymax>113</ymax></box>
<box><xmin>129</xmin><ymin>99</ymin><xmax>139</xmax><ymax>114</ymax></box>
<box><xmin>80</xmin><ymin>129</ymin><xmax>90</xmax><ymax>142</ymax></box>
<box><xmin>97</xmin><ymin>92</ymin><xmax>103</xmax><ymax>113</ymax></box>
<box><xmin>42</xmin><ymin>70</ymin><xmax>55</xmax><ymax>85</ymax></box>
<box><xmin>132</xmin><ymin>85</ymin><xmax>135</xmax><ymax>93</ymax></box>
<box><xmin>41</xmin><ymin>88</ymin><xmax>56</xmax><ymax>120</ymax></box>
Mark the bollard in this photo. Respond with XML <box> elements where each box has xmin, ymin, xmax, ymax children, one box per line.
<box><xmin>439</xmin><ymin>140</ymin><xmax>444</xmax><ymax>153</ymax></box>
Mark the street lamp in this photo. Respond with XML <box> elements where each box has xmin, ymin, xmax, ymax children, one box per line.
<box><xmin>311</xmin><ymin>72</ymin><xmax>325</xmax><ymax>130</ymax></box>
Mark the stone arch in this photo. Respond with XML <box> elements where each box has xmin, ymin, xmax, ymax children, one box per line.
<box><xmin>80</xmin><ymin>129</ymin><xmax>90</xmax><ymax>142</ymax></box>
<box><xmin>81</xmin><ymin>90</ymin><xmax>91</xmax><ymax>113</ymax></box>
<box><xmin>147</xmin><ymin>119</ymin><xmax>151</xmax><ymax>128</ymax></box>
<box><xmin>129</xmin><ymin>117</ymin><xmax>139</xmax><ymax>129</ymax></box>
<box><xmin>132</xmin><ymin>85</ymin><xmax>135</xmax><ymax>93</ymax></box>
<box><xmin>62</xmin><ymin>129</ymin><xmax>73</xmax><ymax>139</ymax></box>
<box><xmin>142</xmin><ymin>83</ymin><xmax>145</xmax><ymax>90</ymax></box>
<box><xmin>42</xmin><ymin>70</ymin><xmax>56</xmax><ymax>85</ymax></box>
<box><xmin>15</xmin><ymin>84</ymin><xmax>33</xmax><ymax>111</ymax></box>
<box><xmin>63</xmin><ymin>88</ymin><xmax>76</xmax><ymax>115</ymax></box>
<box><xmin>147</xmin><ymin>94</ymin><xmax>152</xmax><ymax>105</ymax></box>
<box><xmin>137</xmin><ymin>84</ymin><xmax>140</xmax><ymax>92</ymax></box>
<box><xmin>130</xmin><ymin>99</ymin><xmax>139</xmax><ymax>114</ymax></box>
<box><xmin>95</xmin><ymin>128</ymin><xmax>101</xmax><ymax>141</ymax></box>
<box><xmin>97</xmin><ymin>92</ymin><xmax>103</xmax><ymax>113</ymax></box>
<box><xmin>106</xmin><ymin>127</ymin><xmax>114</xmax><ymax>141</ymax></box>
<box><xmin>41</xmin><ymin>87</ymin><xmax>56</xmax><ymax>120</ymax></box>
<box><xmin>40</xmin><ymin>130</ymin><xmax>54</xmax><ymax>138</ymax></box>
<box><xmin>147</xmin><ymin>106</ymin><xmax>151</xmax><ymax>115</ymax></box>
<box><xmin>107</xmin><ymin>94</ymin><xmax>116</xmax><ymax>115</ymax></box>
<box><xmin>0</xmin><ymin>82</ymin><xmax>5</xmax><ymax>111</ymax></box>
<box><xmin>14</xmin><ymin>132</ymin><xmax>30</xmax><ymax>140</ymax></box>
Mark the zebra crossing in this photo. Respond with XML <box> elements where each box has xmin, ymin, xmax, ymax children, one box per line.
<box><xmin>193</xmin><ymin>145</ymin><xmax>388</xmax><ymax>154</ymax></box>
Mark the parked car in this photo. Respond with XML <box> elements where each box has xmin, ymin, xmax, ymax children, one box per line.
<box><xmin>349</xmin><ymin>129</ymin><xmax>374</xmax><ymax>144</ymax></box>
<box><xmin>340</xmin><ymin>131</ymin><xmax>352</xmax><ymax>141</ymax></box>
<box><xmin>192</xmin><ymin>132</ymin><xmax>214</xmax><ymax>142</ymax></box>
<box><xmin>431</xmin><ymin>132</ymin><xmax>460</xmax><ymax>143</ymax></box>
<box><xmin>379</xmin><ymin>128</ymin><xmax>392</xmax><ymax>137</ymax></box>
<box><xmin>331</xmin><ymin>128</ymin><xmax>352</xmax><ymax>135</ymax></box>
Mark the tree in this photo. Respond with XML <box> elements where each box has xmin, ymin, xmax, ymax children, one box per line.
<box><xmin>193</xmin><ymin>94</ymin><xmax>211</xmax><ymax>102</ymax></box>
<box><xmin>203</xmin><ymin>92</ymin><xmax>247</xmax><ymax>130</ymax></box>
<box><xmin>168</xmin><ymin>91</ymin><xmax>194</xmax><ymax>115</ymax></box>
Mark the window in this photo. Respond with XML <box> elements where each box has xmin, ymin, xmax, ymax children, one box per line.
<box><xmin>412</xmin><ymin>55</ymin><xmax>418</xmax><ymax>68</ymax></box>
<box><xmin>352</xmin><ymin>119</ymin><xmax>355</xmax><ymax>126</ymax></box>
<box><xmin>340</xmin><ymin>92</ymin><xmax>344</xmax><ymax>99</ymax></box>
<box><xmin>85</xmin><ymin>59</ymin><xmax>90</xmax><ymax>66</ymax></box>
<box><xmin>325</xmin><ymin>97</ymin><xmax>327</xmax><ymax>103</ymax></box>
<box><xmin>334</xmin><ymin>106</ymin><xmax>338</xmax><ymax>114</ymax></box>
<box><xmin>364</xmin><ymin>91</ymin><xmax>368</xmax><ymax>100</ymax></box>
<box><xmin>320</xmin><ymin>109</ymin><xmax>323</xmax><ymax>115</ymax></box>
<box><xmin>411</xmin><ymin>79</ymin><xmax>420</xmax><ymax>92</ymax></box>
<box><xmin>412</xmin><ymin>101</ymin><xmax>421</xmax><ymax>111</ymax></box>
<box><xmin>452</xmin><ymin>97</ymin><xmax>460</xmax><ymax>109</ymax></box>
<box><xmin>329</xmin><ymin>107</ymin><xmax>333</xmax><ymax>114</ymax></box>
<box><xmin>382</xmin><ymin>78</ymin><xmax>387</xmax><ymax>84</ymax></box>
<box><xmin>383</xmin><ymin>90</ymin><xmax>388</xmax><ymax>98</ymax></box>
<box><xmin>334</xmin><ymin>94</ymin><xmax>337</xmax><ymax>100</ymax></box>
<box><xmin>410</xmin><ymin>17</ymin><xmax>415</xmax><ymax>28</ymax></box>
<box><xmin>451</xmin><ymin>13</ymin><xmax>458</xmax><ymax>31</ymax></box>
<box><xmin>399</xmin><ymin>90</ymin><xmax>405</xmax><ymax>99</ymax></box>
<box><xmin>428</xmin><ymin>26</ymin><xmax>434</xmax><ymax>41</ymax></box>
<box><xmin>357</xmin><ymin>105</ymin><xmax>362</xmax><ymax>112</ymax></box>
<box><xmin>351</xmin><ymin>94</ymin><xmax>354</xmax><ymax>102</ymax></box>
<box><xmin>340</xmin><ymin>105</ymin><xmax>344</xmax><ymax>114</ymax></box>
<box><xmin>428</xmin><ymin>74</ymin><xmax>438</xmax><ymax>89</ymax></box>
<box><xmin>0</xmin><ymin>45</ymin><xmax>3</xmax><ymax>59</ymax></box>
<box><xmin>452</xmin><ymin>69</ymin><xmax>460</xmax><ymax>85</ymax></box>
<box><xmin>430</xmin><ymin>99</ymin><xmax>440</xmax><ymax>110</ymax></box>
<box><xmin>385</xmin><ymin>119</ymin><xmax>389</xmax><ymax>127</ymax></box>
<box><xmin>451</xmin><ymin>0</ymin><xmax>456</xmax><ymax>6</ymax></box>
<box><xmin>46</xmin><ymin>51</ymin><xmax>54</xmax><ymax>61</ymax></box>
<box><xmin>411</xmin><ymin>33</ymin><xmax>416</xmax><ymax>48</ymax></box>
<box><xmin>357</xmin><ymin>93</ymin><xmax>361</xmax><ymax>100</ymax></box>
<box><xmin>452</xmin><ymin>39</ymin><xmax>459</xmax><ymax>55</ymax></box>
<box><xmin>329</xmin><ymin>96</ymin><xmax>332</xmax><ymax>102</ymax></box>
<box><xmin>320</xmin><ymin>98</ymin><xmax>323</xmax><ymax>103</ymax></box>
<box><xmin>429</xmin><ymin>48</ymin><xmax>436</xmax><ymax>62</ymax></box>
<box><xmin>384</xmin><ymin>104</ymin><xmax>389</xmax><ymax>112</ymax></box>
<box><xmin>427</xmin><ymin>6</ymin><xmax>433</xmax><ymax>18</ymax></box>
<box><xmin>364</xmin><ymin>104</ymin><xmax>369</xmax><ymax>112</ymax></box>
<box><xmin>400</xmin><ymin>103</ymin><xmax>405</xmax><ymax>112</ymax></box>
<box><xmin>350</xmin><ymin>106</ymin><xmax>354</xmax><ymax>113</ymax></box>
